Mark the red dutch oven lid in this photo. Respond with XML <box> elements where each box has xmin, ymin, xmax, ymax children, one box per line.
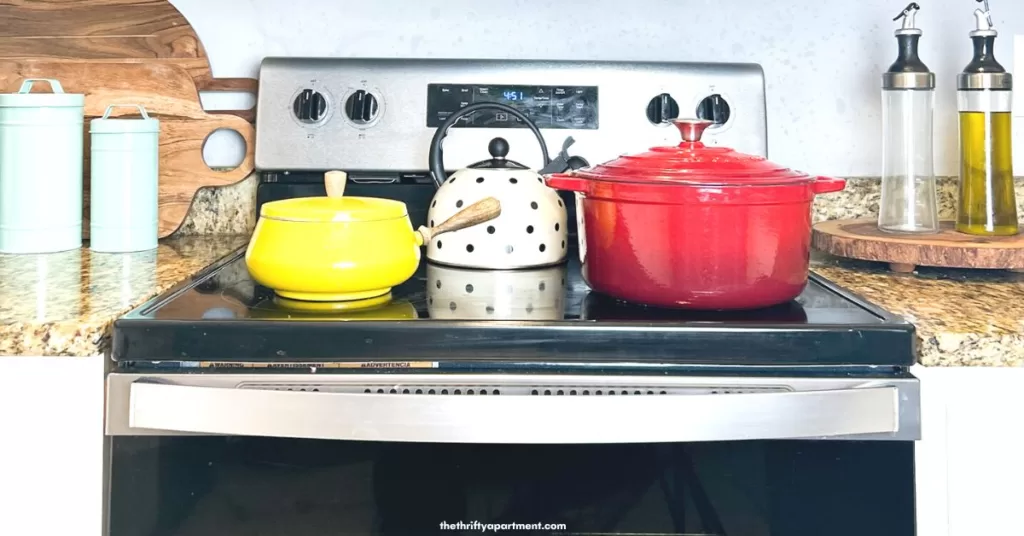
<box><xmin>546</xmin><ymin>119</ymin><xmax>845</xmax><ymax>203</ymax></box>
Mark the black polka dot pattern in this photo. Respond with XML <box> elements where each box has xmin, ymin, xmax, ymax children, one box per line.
<box><xmin>465</xmin><ymin>284</ymin><xmax>474</xmax><ymax>293</ymax></box>
<box><xmin>427</xmin><ymin>181</ymin><xmax>569</xmax><ymax>264</ymax></box>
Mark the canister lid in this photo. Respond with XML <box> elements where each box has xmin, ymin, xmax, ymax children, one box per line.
<box><xmin>90</xmin><ymin>104</ymin><xmax>160</xmax><ymax>133</ymax></box>
<box><xmin>0</xmin><ymin>79</ymin><xmax>84</xmax><ymax>108</ymax></box>
<box><xmin>260</xmin><ymin>196</ymin><xmax>409</xmax><ymax>223</ymax></box>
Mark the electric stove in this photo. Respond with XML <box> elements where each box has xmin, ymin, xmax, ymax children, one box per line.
<box><xmin>105</xmin><ymin>59</ymin><xmax>919</xmax><ymax>536</ymax></box>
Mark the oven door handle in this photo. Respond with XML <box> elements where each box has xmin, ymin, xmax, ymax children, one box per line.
<box><xmin>125</xmin><ymin>381</ymin><xmax>901</xmax><ymax>443</ymax></box>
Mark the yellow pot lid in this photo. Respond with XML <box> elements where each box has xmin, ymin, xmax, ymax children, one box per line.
<box><xmin>260</xmin><ymin>196</ymin><xmax>408</xmax><ymax>223</ymax></box>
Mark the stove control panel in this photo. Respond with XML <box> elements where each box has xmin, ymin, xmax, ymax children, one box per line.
<box><xmin>426</xmin><ymin>84</ymin><xmax>599</xmax><ymax>129</ymax></box>
<box><xmin>256</xmin><ymin>58</ymin><xmax>767</xmax><ymax>173</ymax></box>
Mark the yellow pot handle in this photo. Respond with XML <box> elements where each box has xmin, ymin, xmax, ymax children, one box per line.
<box><xmin>325</xmin><ymin>170</ymin><xmax>347</xmax><ymax>198</ymax></box>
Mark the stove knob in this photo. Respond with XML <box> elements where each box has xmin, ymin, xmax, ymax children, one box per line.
<box><xmin>696</xmin><ymin>94</ymin><xmax>731</xmax><ymax>126</ymax></box>
<box><xmin>345</xmin><ymin>90</ymin><xmax>380</xmax><ymax>124</ymax></box>
<box><xmin>646</xmin><ymin>93</ymin><xmax>679</xmax><ymax>125</ymax></box>
<box><xmin>292</xmin><ymin>89</ymin><xmax>328</xmax><ymax>124</ymax></box>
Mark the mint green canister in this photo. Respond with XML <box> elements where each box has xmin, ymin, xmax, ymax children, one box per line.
<box><xmin>89</xmin><ymin>104</ymin><xmax>160</xmax><ymax>253</ymax></box>
<box><xmin>0</xmin><ymin>79</ymin><xmax>85</xmax><ymax>254</ymax></box>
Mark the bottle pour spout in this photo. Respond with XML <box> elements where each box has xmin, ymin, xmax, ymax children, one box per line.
<box><xmin>971</xmin><ymin>0</ymin><xmax>996</xmax><ymax>37</ymax></box>
<box><xmin>893</xmin><ymin>3</ymin><xmax>922</xmax><ymax>35</ymax></box>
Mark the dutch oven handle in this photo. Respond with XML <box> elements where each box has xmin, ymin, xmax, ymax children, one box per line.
<box><xmin>544</xmin><ymin>172</ymin><xmax>589</xmax><ymax>193</ymax></box>
<box><xmin>428</xmin><ymin>102</ymin><xmax>551</xmax><ymax>188</ymax></box>
<box><xmin>812</xmin><ymin>176</ymin><xmax>847</xmax><ymax>194</ymax></box>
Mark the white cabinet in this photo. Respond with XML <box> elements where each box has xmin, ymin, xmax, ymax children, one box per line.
<box><xmin>0</xmin><ymin>355</ymin><xmax>105</xmax><ymax>536</ymax></box>
<box><xmin>913</xmin><ymin>366</ymin><xmax>1024</xmax><ymax>536</ymax></box>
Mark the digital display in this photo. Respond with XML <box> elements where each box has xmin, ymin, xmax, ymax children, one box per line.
<box><xmin>426</xmin><ymin>83</ymin><xmax>598</xmax><ymax>129</ymax></box>
<box><xmin>502</xmin><ymin>90</ymin><xmax>526</xmax><ymax>102</ymax></box>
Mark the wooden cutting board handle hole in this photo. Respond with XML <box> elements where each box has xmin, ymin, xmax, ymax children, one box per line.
<box><xmin>201</xmin><ymin>128</ymin><xmax>248</xmax><ymax>171</ymax></box>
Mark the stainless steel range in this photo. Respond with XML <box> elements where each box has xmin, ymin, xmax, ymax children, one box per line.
<box><xmin>104</xmin><ymin>59</ymin><xmax>919</xmax><ymax>536</ymax></box>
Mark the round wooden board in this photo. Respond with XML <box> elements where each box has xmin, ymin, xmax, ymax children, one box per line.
<box><xmin>812</xmin><ymin>219</ymin><xmax>1024</xmax><ymax>272</ymax></box>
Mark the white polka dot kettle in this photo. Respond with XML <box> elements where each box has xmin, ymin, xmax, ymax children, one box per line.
<box><xmin>427</xmin><ymin>103</ymin><xmax>569</xmax><ymax>269</ymax></box>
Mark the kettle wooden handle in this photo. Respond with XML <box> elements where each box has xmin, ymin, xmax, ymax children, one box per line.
<box><xmin>418</xmin><ymin>197</ymin><xmax>501</xmax><ymax>243</ymax></box>
<box><xmin>325</xmin><ymin>170</ymin><xmax>347</xmax><ymax>198</ymax></box>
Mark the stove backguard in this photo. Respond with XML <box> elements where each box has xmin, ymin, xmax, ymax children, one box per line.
<box><xmin>255</xmin><ymin>58</ymin><xmax>768</xmax><ymax>174</ymax></box>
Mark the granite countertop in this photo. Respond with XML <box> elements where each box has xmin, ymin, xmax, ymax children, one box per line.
<box><xmin>812</xmin><ymin>255</ymin><xmax>1024</xmax><ymax>367</ymax></box>
<box><xmin>0</xmin><ymin>235</ymin><xmax>249</xmax><ymax>356</ymax></box>
<box><xmin>1</xmin><ymin>221</ymin><xmax>1022</xmax><ymax>365</ymax></box>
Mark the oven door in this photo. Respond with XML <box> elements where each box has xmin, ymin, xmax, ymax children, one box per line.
<box><xmin>106</xmin><ymin>372</ymin><xmax>919</xmax><ymax>536</ymax></box>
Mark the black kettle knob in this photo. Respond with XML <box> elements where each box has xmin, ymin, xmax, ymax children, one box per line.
<box><xmin>488</xmin><ymin>137</ymin><xmax>510</xmax><ymax>159</ymax></box>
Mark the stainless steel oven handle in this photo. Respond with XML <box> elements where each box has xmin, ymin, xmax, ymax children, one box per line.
<box><xmin>127</xmin><ymin>381</ymin><xmax>899</xmax><ymax>443</ymax></box>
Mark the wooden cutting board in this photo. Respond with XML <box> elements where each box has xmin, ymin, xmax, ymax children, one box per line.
<box><xmin>0</xmin><ymin>0</ymin><xmax>256</xmax><ymax>94</ymax></box>
<box><xmin>0</xmin><ymin>60</ymin><xmax>255</xmax><ymax>238</ymax></box>
<box><xmin>813</xmin><ymin>219</ymin><xmax>1024</xmax><ymax>272</ymax></box>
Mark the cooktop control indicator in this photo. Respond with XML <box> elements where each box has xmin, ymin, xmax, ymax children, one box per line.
<box><xmin>427</xmin><ymin>84</ymin><xmax>598</xmax><ymax>129</ymax></box>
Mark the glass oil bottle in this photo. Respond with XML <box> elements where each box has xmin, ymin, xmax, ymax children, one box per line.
<box><xmin>879</xmin><ymin>3</ymin><xmax>938</xmax><ymax>233</ymax></box>
<box><xmin>956</xmin><ymin>0</ymin><xmax>1018</xmax><ymax>236</ymax></box>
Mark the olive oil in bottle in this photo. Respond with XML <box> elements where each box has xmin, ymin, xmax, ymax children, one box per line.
<box><xmin>958</xmin><ymin>111</ymin><xmax>1016</xmax><ymax>235</ymax></box>
<box><xmin>956</xmin><ymin>0</ymin><xmax>1018</xmax><ymax>236</ymax></box>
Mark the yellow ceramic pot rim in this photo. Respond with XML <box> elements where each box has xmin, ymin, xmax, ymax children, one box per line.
<box><xmin>260</xmin><ymin>196</ymin><xmax>408</xmax><ymax>223</ymax></box>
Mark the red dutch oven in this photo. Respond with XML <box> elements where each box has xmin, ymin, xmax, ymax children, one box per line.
<box><xmin>545</xmin><ymin>118</ymin><xmax>846</xmax><ymax>310</ymax></box>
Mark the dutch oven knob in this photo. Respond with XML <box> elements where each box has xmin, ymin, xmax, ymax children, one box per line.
<box><xmin>672</xmin><ymin>118</ymin><xmax>716</xmax><ymax>143</ymax></box>
<box><xmin>488</xmin><ymin>137</ymin><xmax>510</xmax><ymax>159</ymax></box>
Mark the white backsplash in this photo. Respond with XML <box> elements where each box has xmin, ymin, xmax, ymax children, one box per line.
<box><xmin>173</xmin><ymin>0</ymin><xmax>1024</xmax><ymax>177</ymax></box>
<box><xmin>1015</xmin><ymin>34</ymin><xmax>1024</xmax><ymax>172</ymax></box>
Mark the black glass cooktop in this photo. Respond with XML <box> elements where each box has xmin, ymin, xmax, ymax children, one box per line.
<box><xmin>113</xmin><ymin>247</ymin><xmax>915</xmax><ymax>366</ymax></box>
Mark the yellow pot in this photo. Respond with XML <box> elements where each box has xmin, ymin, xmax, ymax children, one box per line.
<box><xmin>246</xmin><ymin>197</ymin><xmax>421</xmax><ymax>301</ymax></box>
<box><xmin>245</xmin><ymin>171</ymin><xmax>500</xmax><ymax>302</ymax></box>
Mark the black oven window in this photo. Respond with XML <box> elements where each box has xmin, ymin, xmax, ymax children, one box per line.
<box><xmin>109</xmin><ymin>437</ymin><xmax>914</xmax><ymax>536</ymax></box>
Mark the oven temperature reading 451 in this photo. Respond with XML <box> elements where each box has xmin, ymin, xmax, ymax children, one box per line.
<box><xmin>502</xmin><ymin>90</ymin><xmax>525</xmax><ymax>101</ymax></box>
